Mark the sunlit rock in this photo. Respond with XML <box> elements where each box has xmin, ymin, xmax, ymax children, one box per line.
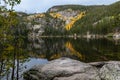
<box><xmin>23</xmin><ymin>58</ymin><xmax>100</xmax><ymax>80</ymax></box>
<box><xmin>100</xmin><ymin>61</ymin><xmax>120</xmax><ymax>80</ymax></box>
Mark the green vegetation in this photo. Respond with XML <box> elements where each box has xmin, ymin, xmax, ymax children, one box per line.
<box><xmin>1</xmin><ymin>1</ymin><xmax>119</xmax><ymax>37</ymax></box>
<box><xmin>0</xmin><ymin>1</ymin><xmax>120</xmax><ymax>79</ymax></box>
<box><xmin>0</xmin><ymin>1</ymin><xmax>30</xmax><ymax>79</ymax></box>
<box><xmin>69</xmin><ymin>1</ymin><xmax>120</xmax><ymax>35</ymax></box>
<box><xmin>45</xmin><ymin>1</ymin><xmax>120</xmax><ymax>35</ymax></box>
<box><xmin>0</xmin><ymin>0</ymin><xmax>28</xmax><ymax>38</ymax></box>
<box><xmin>48</xmin><ymin>5</ymin><xmax>89</xmax><ymax>12</ymax></box>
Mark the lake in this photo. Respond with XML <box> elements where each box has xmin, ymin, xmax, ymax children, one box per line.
<box><xmin>0</xmin><ymin>37</ymin><xmax>120</xmax><ymax>80</ymax></box>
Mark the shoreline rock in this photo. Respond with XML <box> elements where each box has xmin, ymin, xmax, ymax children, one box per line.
<box><xmin>23</xmin><ymin>58</ymin><xmax>120</xmax><ymax>80</ymax></box>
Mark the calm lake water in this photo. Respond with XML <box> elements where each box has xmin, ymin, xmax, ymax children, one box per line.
<box><xmin>0</xmin><ymin>38</ymin><xmax>120</xmax><ymax>80</ymax></box>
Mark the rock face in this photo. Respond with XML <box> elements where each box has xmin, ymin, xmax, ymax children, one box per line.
<box><xmin>27</xmin><ymin>13</ymin><xmax>65</xmax><ymax>38</ymax></box>
<box><xmin>23</xmin><ymin>58</ymin><xmax>100</xmax><ymax>80</ymax></box>
<box><xmin>24</xmin><ymin>58</ymin><xmax>120</xmax><ymax>80</ymax></box>
<box><xmin>87</xmin><ymin>61</ymin><xmax>120</xmax><ymax>80</ymax></box>
<box><xmin>100</xmin><ymin>61</ymin><xmax>120</xmax><ymax>80</ymax></box>
<box><xmin>26</xmin><ymin>5</ymin><xmax>84</xmax><ymax>38</ymax></box>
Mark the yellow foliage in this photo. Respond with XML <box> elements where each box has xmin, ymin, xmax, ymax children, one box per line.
<box><xmin>39</xmin><ymin>54</ymin><xmax>46</xmax><ymax>58</ymax></box>
<box><xmin>35</xmin><ymin>13</ymin><xmax>45</xmax><ymax>18</ymax></box>
<box><xmin>50</xmin><ymin>13</ymin><xmax>62</xmax><ymax>18</ymax></box>
<box><xmin>5</xmin><ymin>44</ymin><xmax>14</xmax><ymax>50</ymax></box>
<box><xmin>49</xmin><ymin>12</ymin><xmax>85</xmax><ymax>30</ymax></box>
<box><xmin>38</xmin><ymin>53</ymin><xmax>61</xmax><ymax>60</ymax></box>
<box><xmin>65</xmin><ymin>41</ymin><xmax>84</xmax><ymax>60</ymax></box>
<box><xmin>65</xmin><ymin>12</ymin><xmax>85</xmax><ymax>30</ymax></box>
<box><xmin>50</xmin><ymin>54</ymin><xmax>61</xmax><ymax>59</ymax></box>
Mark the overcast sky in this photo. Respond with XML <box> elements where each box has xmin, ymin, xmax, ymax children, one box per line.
<box><xmin>13</xmin><ymin>0</ymin><xmax>119</xmax><ymax>13</ymax></box>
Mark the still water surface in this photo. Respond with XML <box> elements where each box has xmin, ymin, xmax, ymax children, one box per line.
<box><xmin>0</xmin><ymin>38</ymin><xmax>120</xmax><ymax>80</ymax></box>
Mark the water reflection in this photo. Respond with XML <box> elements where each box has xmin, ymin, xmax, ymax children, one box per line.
<box><xmin>28</xmin><ymin>38</ymin><xmax>120</xmax><ymax>62</ymax></box>
<box><xmin>0</xmin><ymin>38</ymin><xmax>120</xmax><ymax>80</ymax></box>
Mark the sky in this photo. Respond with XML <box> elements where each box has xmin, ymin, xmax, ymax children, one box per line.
<box><xmin>13</xmin><ymin>0</ymin><xmax>119</xmax><ymax>13</ymax></box>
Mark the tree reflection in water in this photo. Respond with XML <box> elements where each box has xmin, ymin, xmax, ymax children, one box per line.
<box><xmin>0</xmin><ymin>36</ymin><xmax>29</xmax><ymax>80</ymax></box>
<box><xmin>28</xmin><ymin>38</ymin><xmax>120</xmax><ymax>62</ymax></box>
<box><xmin>0</xmin><ymin>37</ymin><xmax>120</xmax><ymax>80</ymax></box>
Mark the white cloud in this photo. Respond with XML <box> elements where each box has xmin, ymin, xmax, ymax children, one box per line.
<box><xmin>14</xmin><ymin>0</ymin><xmax>119</xmax><ymax>13</ymax></box>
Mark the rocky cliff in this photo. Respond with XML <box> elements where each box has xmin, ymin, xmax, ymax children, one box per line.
<box><xmin>26</xmin><ymin>5</ymin><xmax>85</xmax><ymax>38</ymax></box>
<box><xmin>26</xmin><ymin>1</ymin><xmax>120</xmax><ymax>38</ymax></box>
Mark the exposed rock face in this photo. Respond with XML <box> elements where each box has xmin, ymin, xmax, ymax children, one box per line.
<box><xmin>88</xmin><ymin>61</ymin><xmax>120</xmax><ymax>80</ymax></box>
<box><xmin>23</xmin><ymin>58</ymin><xmax>100</xmax><ymax>80</ymax></box>
<box><xmin>27</xmin><ymin>13</ymin><xmax>65</xmax><ymax>38</ymax></box>
<box><xmin>100</xmin><ymin>61</ymin><xmax>120</xmax><ymax>80</ymax></box>
<box><xmin>26</xmin><ymin>5</ymin><xmax>84</xmax><ymax>38</ymax></box>
<box><xmin>24</xmin><ymin>58</ymin><xmax>120</xmax><ymax>80</ymax></box>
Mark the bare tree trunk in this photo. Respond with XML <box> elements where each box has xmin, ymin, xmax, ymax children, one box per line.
<box><xmin>0</xmin><ymin>59</ymin><xmax>3</xmax><ymax>76</ymax></box>
<box><xmin>11</xmin><ymin>52</ymin><xmax>15</xmax><ymax>80</ymax></box>
<box><xmin>16</xmin><ymin>50</ymin><xmax>19</xmax><ymax>80</ymax></box>
<box><xmin>6</xmin><ymin>71</ymin><xmax>9</xmax><ymax>80</ymax></box>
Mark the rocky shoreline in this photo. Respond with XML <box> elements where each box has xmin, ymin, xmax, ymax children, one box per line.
<box><xmin>23</xmin><ymin>58</ymin><xmax>120</xmax><ymax>80</ymax></box>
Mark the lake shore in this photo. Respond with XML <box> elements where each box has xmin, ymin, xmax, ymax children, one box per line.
<box><xmin>29</xmin><ymin>33</ymin><xmax>120</xmax><ymax>39</ymax></box>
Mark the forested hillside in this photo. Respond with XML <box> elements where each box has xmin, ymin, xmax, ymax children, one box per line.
<box><xmin>48</xmin><ymin>1</ymin><xmax>120</xmax><ymax>35</ymax></box>
<box><xmin>1</xmin><ymin>1</ymin><xmax>119</xmax><ymax>37</ymax></box>
<box><xmin>69</xmin><ymin>1</ymin><xmax>120</xmax><ymax>35</ymax></box>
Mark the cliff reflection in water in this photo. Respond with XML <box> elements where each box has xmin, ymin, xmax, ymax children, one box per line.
<box><xmin>28</xmin><ymin>38</ymin><xmax>120</xmax><ymax>62</ymax></box>
<box><xmin>0</xmin><ymin>38</ymin><xmax>120</xmax><ymax>80</ymax></box>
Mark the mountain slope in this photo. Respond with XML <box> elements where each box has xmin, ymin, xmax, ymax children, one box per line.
<box><xmin>27</xmin><ymin>1</ymin><xmax>120</xmax><ymax>37</ymax></box>
<box><xmin>70</xmin><ymin>1</ymin><xmax>120</xmax><ymax>35</ymax></box>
